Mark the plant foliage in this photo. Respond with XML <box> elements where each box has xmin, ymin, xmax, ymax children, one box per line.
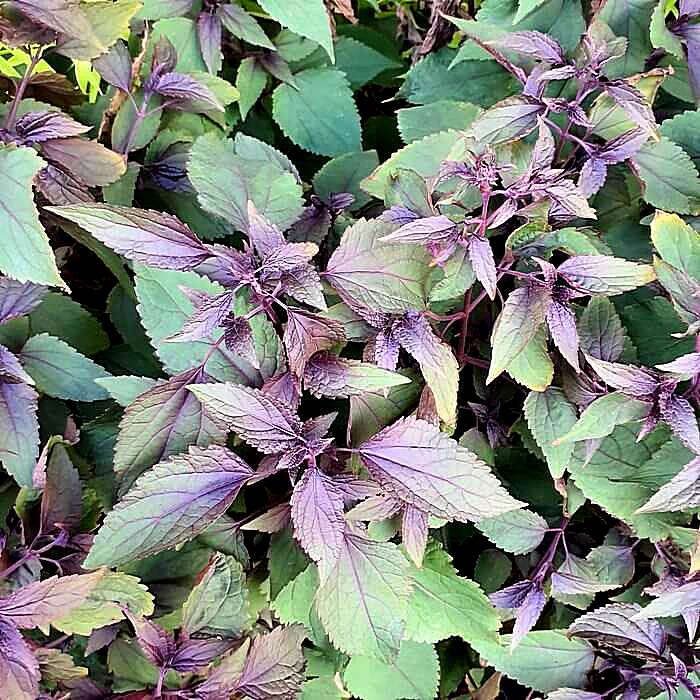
<box><xmin>0</xmin><ymin>0</ymin><xmax>699</xmax><ymax>698</ymax></box>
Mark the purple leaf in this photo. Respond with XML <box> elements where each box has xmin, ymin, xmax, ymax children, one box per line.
<box><xmin>0</xmin><ymin>376</ymin><xmax>39</xmax><ymax>487</ymax></box>
<box><xmin>487</xmin><ymin>284</ymin><xmax>552</xmax><ymax>384</ymax></box>
<box><xmin>0</xmin><ymin>278</ymin><xmax>45</xmax><ymax>323</ymax></box>
<box><xmin>93</xmin><ymin>40</ymin><xmax>132</xmax><ymax>92</ymax></box>
<box><xmin>124</xmin><ymin>610</ymin><xmax>177</xmax><ymax>668</ymax></box>
<box><xmin>547</xmin><ymin>299</ymin><xmax>580</xmax><ymax>371</ymax></box>
<box><xmin>636</xmin><ymin>457</ymin><xmax>700</xmax><ymax>513</ymax></box>
<box><xmin>568</xmin><ymin>603</ymin><xmax>667</xmax><ymax>659</ymax></box>
<box><xmin>218</xmin><ymin>3</ymin><xmax>276</xmax><ymax>51</ymax></box>
<box><xmin>40</xmin><ymin>443</ymin><xmax>82</xmax><ymax>534</ymax></box>
<box><xmin>511</xmin><ymin>585</ymin><xmax>546</xmax><ymax>649</ymax></box>
<box><xmin>393</xmin><ymin>311</ymin><xmax>459</xmax><ymax>427</ymax></box>
<box><xmin>381</xmin><ymin>205</ymin><xmax>421</xmax><ymax>226</ymax></box>
<box><xmin>233</xmin><ymin>625</ymin><xmax>306</xmax><ymax>700</ymax></box>
<box><xmin>467</xmin><ymin>234</ymin><xmax>497</xmax><ymax>300</ymax></box>
<box><xmin>166</xmin><ymin>290</ymin><xmax>234</xmax><ymax>343</ymax></box>
<box><xmin>150</xmin><ymin>36</ymin><xmax>178</xmax><ymax>77</ymax></box>
<box><xmin>357</xmin><ymin>417</ymin><xmax>523</xmax><ymax>522</ymax></box>
<box><xmin>171</xmin><ymin>638</ymin><xmax>232</xmax><ymax>673</ymax></box>
<box><xmin>189</xmin><ymin>383</ymin><xmax>304</xmax><ymax>454</ymax></box>
<box><xmin>374</xmin><ymin>328</ymin><xmax>401</xmax><ymax>370</ymax></box>
<box><xmin>402</xmin><ymin>504</ymin><xmax>429</xmax><ymax>567</ymax></box>
<box><xmin>114</xmin><ymin>367</ymin><xmax>227</xmax><ymax>492</ymax></box>
<box><xmin>470</xmin><ymin>95</ymin><xmax>545</xmax><ymax>145</ymax></box>
<box><xmin>46</xmin><ymin>204</ymin><xmax>212</xmax><ymax>270</ymax></box>
<box><xmin>603</xmin><ymin>81</ymin><xmax>658</xmax><ymax>136</ymax></box>
<box><xmin>262</xmin><ymin>371</ymin><xmax>301</xmax><ymax>411</ymax></box>
<box><xmin>497</xmin><ymin>31</ymin><xmax>566</xmax><ymax>64</ymax></box>
<box><xmin>657</xmin><ymin>353</ymin><xmax>700</xmax><ymax>379</ymax></box>
<box><xmin>198</xmin><ymin>11</ymin><xmax>222</xmax><ymax>75</ymax></box>
<box><xmin>291</xmin><ymin>467</ymin><xmax>345</xmax><ymax>579</ymax></box>
<box><xmin>84</xmin><ymin>445</ymin><xmax>255</xmax><ymax>568</ymax></box>
<box><xmin>222</xmin><ymin>315</ymin><xmax>260</xmax><ymax>368</ymax></box>
<box><xmin>38</xmin><ymin>137</ymin><xmax>125</xmax><ymax>187</ymax></box>
<box><xmin>558</xmin><ymin>256</ymin><xmax>655</xmax><ymax>296</ymax></box>
<box><xmin>0</xmin><ymin>345</ymin><xmax>33</xmax><ymax>385</ymax></box>
<box><xmin>597</xmin><ymin>128</ymin><xmax>649</xmax><ymax>164</ymax></box>
<box><xmin>240</xmin><ymin>503</ymin><xmax>291</xmax><ymax>533</ymax></box>
<box><xmin>303</xmin><ymin>351</ymin><xmax>411</xmax><ymax>399</ymax></box>
<box><xmin>659</xmin><ymin>393</ymin><xmax>700</xmax><ymax>454</ymax></box>
<box><xmin>15</xmin><ymin>111</ymin><xmax>90</xmax><ymax>143</ymax></box>
<box><xmin>585</xmin><ymin>355</ymin><xmax>659</xmax><ymax>395</ymax></box>
<box><xmin>0</xmin><ymin>617</ymin><xmax>39</xmax><ymax>700</ymax></box>
<box><xmin>490</xmin><ymin>580</ymin><xmax>535</xmax><ymax>609</ymax></box>
<box><xmin>345</xmin><ymin>493</ymin><xmax>403</xmax><ymax>521</ymax></box>
<box><xmin>283</xmin><ymin>308</ymin><xmax>346</xmax><ymax>378</ymax></box>
<box><xmin>0</xmin><ymin>572</ymin><xmax>103</xmax><ymax>629</ymax></box>
<box><xmin>36</xmin><ymin>163</ymin><xmax>93</xmax><ymax>205</ymax></box>
<box><xmin>380</xmin><ymin>215</ymin><xmax>458</xmax><ymax>245</ymax></box>
<box><xmin>578</xmin><ymin>158</ymin><xmax>607</xmax><ymax>197</ymax></box>
<box><xmin>635</xmin><ymin>580</ymin><xmax>700</xmax><ymax>621</ymax></box>
<box><xmin>153</xmin><ymin>72</ymin><xmax>224</xmax><ymax>112</ymax></box>
<box><xmin>539</xmin><ymin>179</ymin><xmax>597</xmax><ymax>220</ymax></box>
<box><xmin>247</xmin><ymin>201</ymin><xmax>286</xmax><ymax>257</ymax></box>
<box><xmin>578</xmin><ymin>298</ymin><xmax>626</xmax><ymax>363</ymax></box>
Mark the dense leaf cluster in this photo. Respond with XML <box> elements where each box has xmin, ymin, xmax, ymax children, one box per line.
<box><xmin>0</xmin><ymin>0</ymin><xmax>700</xmax><ymax>698</ymax></box>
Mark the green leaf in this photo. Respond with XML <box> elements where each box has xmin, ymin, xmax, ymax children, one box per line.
<box><xmin>361</xmin><ymin>131</ymin><xmax>463</xmax><ymax>199</ymax></box>
<box><xmin>553</xmin><ymin>392</ymin><xmax>650</xmax><ymax>444</ymax></box>
<box><xmin>349</xmin><ymin>370</ymin><xmax>422</xmax><ymax>444</ymax></box>
<box><xmin>650</xmin><ymin>0</ymin><xmax>684</xmax><ymax>58</ymax></box>
<box><xmin>335</xmin><ymin>36</ymin><xmax>400</xmax><ymax>89</ymax></box>
<box><xmin>219</xmin><ymin>4</ymin><xmax>274</xmax><ymax>50</ymax></box>
<box><xmin>313</xmin><ymin>151</ymin><xmax>380</xmax><ymax>211</ymax></box>
<box><xmin>487</xmin><ymin>285</ymin><xmax>551</xmax><ymax>384</ymax></box>
<box><xmin>404</xmin><ymin>544</ymin><xmax>500</xmax><ymax>646</ymax></box>
<box><xmin>568</xmin><ymin>427</ymin><xmax>693</xmax><ymax>540</ymax></box>
<box><xmin>28</xmin><ymin>293</ymin><xmax>109</xmax><ymax>356</ymax></box>
<box><xmin>146</xmin><ymin>18</ymin><xmax>206</xmax><ymax>73</ymax></box>
<box><xmin>620</xmin><ymin>296</ymin><xmax>694</xmax><ymax>365</ymax></box>
<box><xmin>524</xmin><ymin>388</ymin><xmax>579</xmax><ymax>479</ymax></box>
<box><xmin>398</xmin><ymin>48</ymin><xmax>516</xmax><ymax>107</ymax></box>
<box><xmin>258</xmin><ymin>0</ymin><xmax>334</xmax><ymax>60</ymax></box>
<box><xmin>181</xmin><ymin>554</ymin><xmax>251</xmax><ymax>637</ymax></box>
<box><xmin>136</xmin><ymin>0</ymin><xmax>193</xmax><ymax>20</ymax></box>
<box><xmin>633</xmin><ymin>137</ymin><xmax>700</xmax><ymax>215</ymax></box>
<box><xmin>134</xmin><ymin>265</ymin><xmax>280</xmax><ymax>383</ymax></box>
<box><xmin>272</xmin><ymin>69</ymin><xmax>361</xmax><ymax>157</ymax></box>
<box><xmin>95</xmin><ymin>376</ymin><xmax>159</xmax><ymax>407</ymax></box>
<box><xmin>398</xmin><ymin>101</ymin><xmax>481</xmax><ymax>144</ymax></box>
<box><xmin>469</xmin><ymin>96</ymin><xmax>544</xmax><ymax>145</ymax></box>
<box><xmin>514</xmin><ymin>0</ymin><xmax>550</xmax><ymax>22</ymax></box>
<box><xmin>0</xmin><ymin>146</ymin><xmax>64</xmax><ymax>288</ymax></box>
<box><xmin>344</xmin><ymin>641</ymin><xmax>439</xmax><ymax>700</ymax></box>
<box><xmin>112</xmin><ymin>91</ymin><xmax>162</xmax><ymax>153</ymax></box>
<box><xmin>651</xmin><ymin>210</ymin><xmax>700</xmax><ymax>280</ymax></box>
<box><xmin>188</xmin><ymin>133</ymin><xmax>303</xmax><ymax>232</ymax></box>
<box><xmin>315</xmin><ymin>531</ymin><xmax>412</xmax><ymax>662</ymax></box>
<box><xmin>578</xmin><ymin>297</ymin><xmax>627</xmax><ymax>362</ymax></box>
<box><xmin>236</xmin><ymin>57</ymin><xmax>267</xmax><ymax>120</ymax></box>
<box><xmin>505</xmin><ymin>328</ymin><xmax>554</xmax><ymax>392</ymax></box>
<box><xmin>20</xmin><ymin>334</ymin><xmax>111</xmax><ymax>401</ymax></box>
<box><xmin>428</xmin><ymin>247</ymin><xmax>476</xmax><ymax>303</ymax></box>
<box><xmin>474</xmin><ymin>631</ymin><xmax>595</xmax><ymax>693</ymax></box>
<box><xmin>272</xmin><ymin>565</ymin><xmax>319</xmax><ymax>631</ymax></box>
<box><xmin>476</xmin><ymin>509</ymin><xmax>548</xmax><ymax>555</ymax></box>
<box><xmin>301</xmin><ymin>676</ymin><xmax>345</xmax><ymax>700</ymax></box>
<box><xmin>52</xmin><ymin>573</ymin><xmax>154</xmax><ymax>635</ymax></box>
<box><xmin>598</xmin><ymin>0</ymin><xmax>656</xmax><ymax>74</ymax></box>
<box><xmin>660</xmin><ymin>110</ymin><xmax>700</xmax><ymax>171</ymax></box>
<box><xmin>325</xmin><ymin>218</ymin><xmax>432</xmax><ymax>314</ymax></box>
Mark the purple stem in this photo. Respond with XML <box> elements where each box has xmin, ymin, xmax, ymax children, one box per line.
<box><xmin>4</xmin><ymin>50</ymin><xmax>43</xmax><ymax>131</ymax></box>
